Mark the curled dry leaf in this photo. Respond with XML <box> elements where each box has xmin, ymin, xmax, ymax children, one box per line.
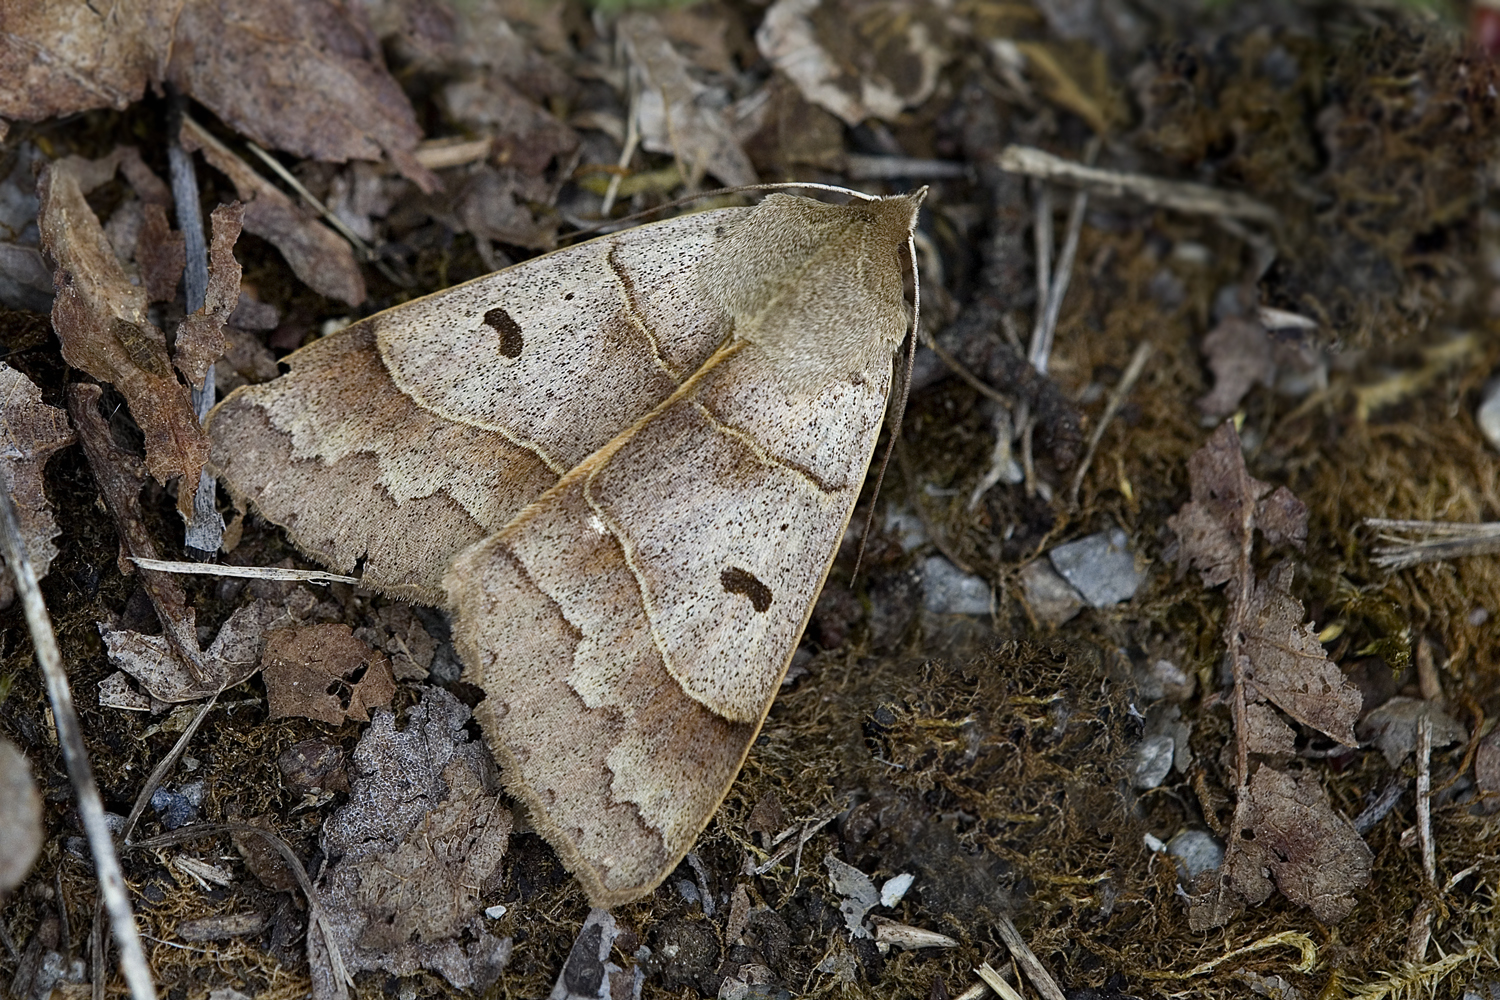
<box><xmin>101</xmin><ymin>598</ymin><xmax>298</xmax><ymax>703</ymax></box>
<box><xmin>313</xmin><ymin>688</ymin><xmax>512</xmax><ymax>994</ymax></box>
<box><xmin>1190</xmin><ymin>767</ymin><xmax>1373</xmax><ymax>929</ymax></box>
<box><xmin>180</xmin><ymin>117</ymin><xmax>367</xmax><ymax>306</ymax></box>
<box><xmin>619</xmin><ymin>13</ymin><xmax>758</xmax><ymax>189</ymax></box>
<box><xmin>0</xmin><ymin>736</ymin><xmax>43</xmax><ymax>897</ymax></box>
<box><xmin>173</xmin><ymin>202</ymin><xmax>246</xmax><ymax>387</ymax></box>
<box><xmin>756</xmin><ymin>0</ymin><xmax>952</xmax><ymax>127</ymax></box>
<box><xmin>0</xmin><ymin>363</ymin><xmax>75</xmax><ymax>609</ymax></box>
<box><xmin>37</xmin><ymin>151</ymin><xmax>207</xmax><ymax>513</ymax></box>
<box><xmin>262</xmin><ymin>624</ymin><xmax>397</xmax><ymax>725</ymax></box>
<box><xmin>0</xmin><ymin>0</ymin><xmax>435</xmax><ymax>191</ymax></box>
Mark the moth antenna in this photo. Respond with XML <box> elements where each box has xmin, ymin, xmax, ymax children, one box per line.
<box><xmin>850</xmin><ymin>227</ymin><xmax>922</xmax><ymax>582</ymax></box>
<box><xmin>560</xmin><ymin>182</ymin><xmax>881</xmax><ymax>243</ymax></box>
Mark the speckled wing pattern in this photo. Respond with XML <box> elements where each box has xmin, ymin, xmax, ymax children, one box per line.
<box><xmin>207</xmin><ymin>192</ymin><xmax>922</xmax><ymax>905</ymax></box>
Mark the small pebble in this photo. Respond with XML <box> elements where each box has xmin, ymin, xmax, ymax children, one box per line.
<box><xmin>1131</xmin><ymin>734</ymin><xmax>1175</xmax><ymax>790</ymax></box>
<box><xmin>921</xmin><ymin>556</ymin><xmax>991</xmax><ymax>615</ymax></box>
<box><xmin>1019</xmin><ymin>559</ymin><xmax>1084</xmax><ymax>624</ymax></box>
<box><xmin>1167</xmin><ymin>830</ymin><xmax>1224</xmax><ymax>880</ymax></box>
<box><xmin>1469</xmin><ymin>607</ymin><xmax>1490</xmax><ymax>627</ymax></box>
<box><xmin>1048</xmin><ymin>529</ymin><xmax>1145</xmax><ymax>607</ymax></box>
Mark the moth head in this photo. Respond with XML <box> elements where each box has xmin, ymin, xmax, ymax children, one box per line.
<box><xmin>698</xmin><ymin>190</ymin><xmax>925</xmax><ymax>394</ymax></box>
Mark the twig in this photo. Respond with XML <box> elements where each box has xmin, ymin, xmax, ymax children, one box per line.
<box><xmin>168</xmin><ymin>101</ymin><xmax>225</xmax><ymax>555</ymax></box>
<box><xmin>997</xmin><ymin>145</ymin><xmax>1279</xmax><ymax>225</ymax></box>
<box><xmin>1031</xmin><ymin>182</ymin><xmax>1052</xmax><ymax>331</ymax></box>
<box><xmin>1353</xmin><ymin>781</ymin><xmax>1405</xmax><ymax>836</ymax></box>
<box><xmin>1417</xmin><ymin>716</ymin><xmax>1435</xmax><ymax>885</ymax></box>
<box><xmin>68</xmin><ymin>384</ymin><xmax>209</xmax><ymax>684</ymax></box>
<box><xmin>1030</xmin><ymin>187</ymin><xmax>1086</xmax><ymax>375</ymax></box>
<box><xmin>1364</xmin><ymin>518</ymin><xmax>1500</xmax><ymax>570</ymax></box>
<box><xmin>1067</xmin><ymin>341</ymin><xmax>1153</xmax><ymax>507</ymax></box>
<box><xmin>1408</xmin><ymin>715</ymin><xmax>1435</xmax><ymax>963</ymax></box>
<box><xmin>993</xmin><ymin>914</ymin><xmax>1064</xmax><ymax>1000</ymax></box>
<box><xmin>602</xmin><ymin>84</ymin><xmax>642</xmax><ymax>216</ymax></box>
<box><xmin>129</xmin><ymin>557</ymin><xmax>361</xmax><ymax>586</ymax></box>
<box><xmin>974</xmin><ymin>963</ymin><xmax>1023</xmax><ymax>1000</ymax></box>
<box><xmin>0</xmin><ymin>483</ymin><xmax>157</xmax><ymax>1000</ymax></box>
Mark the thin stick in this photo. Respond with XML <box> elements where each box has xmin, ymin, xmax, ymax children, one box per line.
<box><xmin>997</xmin><ymin>145</ymin><xmax>1279</xmax><ymax>225</ymax></box>
<box><xmin>169</xmin><ymin>102</ymin><xmax>224</xmax><ymax>555</ymax></box>
<box><xmin>122</xmin><ymin>693</ymin><xmax>221</xmax><ymax>843</ymax></box>
<box><xmin>975</xmin><ymin>963</ymin><xmax>1023</xmax><ymax>1000</ymax></box>
<box><xmin>1067</xmin><ymin>341</ymin><xmax>1153</xmax><ymax>507</ymax></box>
<box><xmin>1364</xmin><ymin>518</ymin><xmax>1500</xmax><ymax>570</ymax></box>
<box><xmin>0</xmin><ymin>486</ymin><xmax>157</xmax><ymax>1000</ymax></box>
<box><xmin>994</xmin><ymin>914</ymin><xmax>1064</xmax><ymax>1000</ymax></box>
<box><xmin>1030</xmin><ymin>187</ymin><xmax>1085</xmax><ymax>375</ymax></box>
<box><xmin>1031</xmin><ymin>182</ymin><xmax>1052</xmax><ymax>339</ymax></box>
<box><xmin>922</xmin><ymin>336</ymin><xmax>1015</xmax><ymax>407</ymax></box>
<box><xmin>1407</xmin><ymin>715</ymin><xmax>1435</xmax><ymax>963</ymax></box>
<box><xmin>129</xmin><ymin>557</ymin><xmax>361</xmax><ymax>586</ymax></box>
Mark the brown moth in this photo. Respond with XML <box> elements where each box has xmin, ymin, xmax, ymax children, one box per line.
<box><xmin>207</xmin><ymin>189</ymin><xmax>924</xmax><ymax>905</ymax></box>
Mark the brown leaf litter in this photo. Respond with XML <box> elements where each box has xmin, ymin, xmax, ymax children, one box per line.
<box><xmin>0</xmin><ymin>363</ymin><xmax>73</xmax><ymax>608</ymax></box>
<box><xmin>1168</xmin><ymin>422</ymin><xmax>1371</xmax><ymax>928</ymax></box>
<box><xmin>262</xmin><ymin>624</ymin><xmax>396</xmax><ymax>725</ymax></box>
<box><xmin>0</xmin><ymin>0</ymin><xmax>437</xmax><ymax>191</ymax></box>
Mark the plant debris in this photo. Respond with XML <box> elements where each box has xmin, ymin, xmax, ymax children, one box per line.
<box><xmin>261</xmin><ymin>624</ymin><xmax>396</xmax><ymax>725</ymax></box>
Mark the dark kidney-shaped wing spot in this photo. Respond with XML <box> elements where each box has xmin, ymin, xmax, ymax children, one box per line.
<box><xmin>483</xmin><ymin>307</ymin><xmax>524</xmax><ymax>358</ymax></box>
<box><xmin>721</xmin><ymin>566</ymin><xmax>772</xmax><ymax>613</ymax></box>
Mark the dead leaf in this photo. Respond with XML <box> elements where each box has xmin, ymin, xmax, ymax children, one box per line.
<box><xmin>0</xmin><ymin>736</ymin><xmax>43</xmax><ymax>897</ymax></box>
<box><xmin>313</xmin><ymin>687</ymin><xmax>512</xmax><ymax>993</ymax></box>
<box><xmin>37</xmin><ymin>151</ymin><xmax>207</xmax><ymax>514</ymax></box>
<box><xmin>619</xmin><ymin>13</ymin><xmax>758</xmax><ymax>188</ymax></box>
<box><xmin>101</xmin><ymin>598</ymin><xmax>298</xmax><ymax>703</ymax></box>
<box><xmin>443</xmin><ymin>165</ymin><xmax>559</xmax><ymax>251</ymax></box>
<box><xmin>1198</xmin><ymin>316</ymin><xmax>1276</xmax><ymax>418</ymax></box>
<box><xmin>180</xmin><ymin>117</ymin><xmax>366</xmax><ymax>306</ymax></box>
<box><xmin>1356</xmin><ymin>697</ymin><xmax>1468</xmax><ymax>768</ymax></box>
<box><xmin>0</xmin><ymin>363</ymin><xmax>75</xmax><ymax>609</ymax></box>
<box><xmin>746</xmin><ymin>792</ymin><xmax>787</xmax><ymax>848</ymax></box>
<box><xmin>1190</xmin><ymin>767</ymin><xmax>1373</xmax><ymax>928</ymax></box>
<box><xmin>232</xmin><ymin>814</ymin><xmax>298</xmax><ymax>892</ymax></box>
<box><xmin>173</xmin><ymin>201</ymin><xmax>245</xmax><ymax>386</ymax></box>
<box><xmin>442</xmin><ymin>78</ymin><xmax>579</xmax><ymax>177</ymax></box>
<box><xmin>135</xmin><ymin>202</ymin><xmax>186</xmax><ymax>303</ymax></box>
<box><xmin>550</xmin><ymin>909</ymin><xmax>631</xmax><ymax>1000</ymax></box>
<box><xmin>1170</xmin><ymin>422</ymin><xmax>1368</xmax><ymax>928</ymax></box>
<box><xmin>0</xmin><ymin>0</ymin><xmax>435</xmax><ymax>191</ymax></box>
<box><xmin>824</xmin><ymin>853</ymin><xmax>879</xmax><ymax>938</ymax></box>
<box><xmin>354</xmin><ymin>603</ymin><xmax>437</xmax><ymax>681</ymax></box>
<box><xmin>1243</xmin><ymin>562</ymin><xmax>1361</xmax><ymax>747</ymax></box>
<box><xmin>755</xmin><ymin>0</ymin><xmax>952</xmax><ymax>127</ymax></box>
<box><xmin>1167</xmin><ymin>422</ymin><xmax>1308</xmax><ymax>588</ymax></box>
<box><xmin>262</xmin><ymin>624</ymin><xmax>397</xmax><ymax>725</ymax></box>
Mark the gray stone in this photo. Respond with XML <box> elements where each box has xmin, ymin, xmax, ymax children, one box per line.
<box><xmin>1048</xmin><ymin>528</ymin><xmax>1145</xmax><ymax>607</ymax></box>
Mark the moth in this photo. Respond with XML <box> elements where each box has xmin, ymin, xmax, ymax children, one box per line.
<box><xmin>207</xmin><ymin>188</ymin><xmax>924</xmax><ymax>905</ymax></box>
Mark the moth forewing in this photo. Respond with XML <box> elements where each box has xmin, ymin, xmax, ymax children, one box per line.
<box><xmin>446</xmin><ymin>191</ymin><xmax>922</xmax><ymax>902</ymax></box>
